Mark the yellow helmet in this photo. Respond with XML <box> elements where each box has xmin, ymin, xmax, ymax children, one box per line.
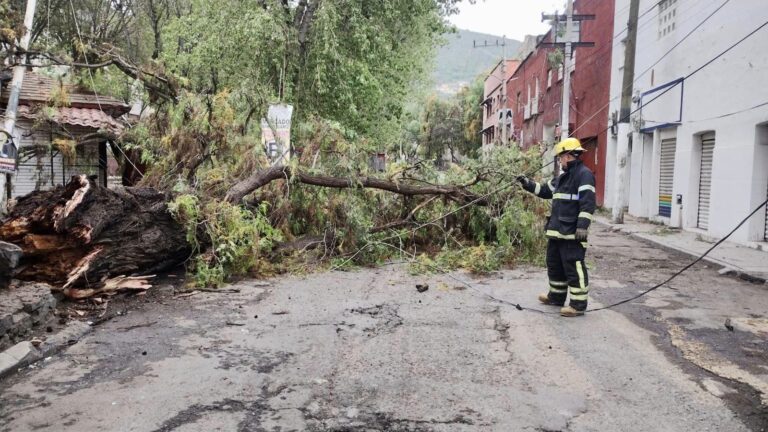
<box><xmin>553</xmin><ymin>137</ymin><xmax>586</xmax><ymax>156</ymax></box>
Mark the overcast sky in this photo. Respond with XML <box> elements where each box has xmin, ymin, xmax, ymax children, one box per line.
<box><xmin>449</xmin><ymin>0</ymin><xmax>566</xmax><ymax>40</ymax></box>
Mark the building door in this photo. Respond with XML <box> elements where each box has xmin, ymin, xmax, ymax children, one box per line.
<box><xmin>658</xmin><ymin>137</ymin><xmax>676</xmax><ymax>218</ymax></box>
<box><xmin>697</xmin><ymin>133</ymin><xmax>715</xmax><ymax>230</ymax></box>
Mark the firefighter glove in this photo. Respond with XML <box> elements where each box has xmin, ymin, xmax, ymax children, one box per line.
<box><xmin>575</xmin><ymin>228</ymin><xmax>588</xmax><ymax>242</ymax></box>
<box><xmin>516</xmin><ymin>175</ymin><xmax>530</xmax><ymax>187</ymax></box>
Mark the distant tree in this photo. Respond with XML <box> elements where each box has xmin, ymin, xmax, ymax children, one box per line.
<box><xmin>417</xmin><ymin>75</ymin><xmax>484</xmax><ymax>164</ymax></box>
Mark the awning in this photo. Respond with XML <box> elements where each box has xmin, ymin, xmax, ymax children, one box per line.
<box><xmin>18</xmin><ymin>106</ymin><xmax>125</xmax><ymax>135</ymax></box>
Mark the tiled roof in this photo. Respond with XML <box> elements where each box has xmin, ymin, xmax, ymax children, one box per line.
<box><xmin>18</xmin><ymin>106</ymin><xmax>125</xmax><ymax>135</ymax></box>
<box><xmin>1</xmin><ymin>71</ymin><xmax>130</xmax><ymax>116</ymax></box>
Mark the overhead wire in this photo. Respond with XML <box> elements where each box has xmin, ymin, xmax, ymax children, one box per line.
<box><xmin>353</xmin><ymin>11</ymin><xmax>768</xmax><ymax>315</ymax></box>
<box><xmin>568</xmin><ymin>0</ymin><xmax>733</xmax><ymax>137</ymax></box>
<box><xmin>66</xmin><ymin>0</ymin><xmax>145</xmax><ymax>179</ymax></box>
<box><xmin>642</xmin><ymin>100</ymin><xmax>768</xmax><ymax>124</ymax></box>
<box><xmin>583</xmin><ymin>15</ymin><xmax>768</xmax><ymax>143</ymax></box>
<box><xmin>61</xmin><ymin>0</ymin><xmax>768</xmax><ymax>317</ymax></box>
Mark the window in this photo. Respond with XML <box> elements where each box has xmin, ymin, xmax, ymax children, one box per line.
<box><xmin>658</xmin><ymin>0</ymin><xmax>678</xmax><ymax>39</ymax></box>
<box><xmin>547</xmin><ymin>69</ymin><xmax>553</xmax><ymax>89</ymax></box>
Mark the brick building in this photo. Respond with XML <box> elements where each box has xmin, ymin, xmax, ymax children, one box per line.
<box><xmin>481</xmin><ymin>59</ymin><xmax>520</xmax><ymax>150</ymax></box>
<box><xmin>507</xmin><ymin>0</ymin><xmax>615</xmax><ymax>205</ymax></box>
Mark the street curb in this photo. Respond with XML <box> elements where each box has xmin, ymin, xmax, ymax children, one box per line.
<box><xmin>596</xmin><ymin>220</ymin><xmax>767</xmax><ymax>285</ymax></box>
<box><xmin>0</xmin><ymin>320</ymin><xmax>91</xmax><ymax>380</ymax></box>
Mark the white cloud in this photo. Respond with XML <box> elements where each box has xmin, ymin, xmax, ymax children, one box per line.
<box><xmin>449</xmin><ymin>0</ymin><xmax>565</xmax><ymax>40</ymax></box>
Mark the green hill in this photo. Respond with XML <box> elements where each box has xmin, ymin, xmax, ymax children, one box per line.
<box><xmin>433</xmin><ymin>29</ymin><xmax>522</xmax><ymax>95</ymax></box>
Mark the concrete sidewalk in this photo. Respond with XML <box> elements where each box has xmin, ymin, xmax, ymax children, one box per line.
<box><xmin>595</xmin><ymin>214</ymin><xmax>768</xmax><ymax>283</ymax></box>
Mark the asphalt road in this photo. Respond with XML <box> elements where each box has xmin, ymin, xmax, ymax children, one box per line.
<box><xmin>0</xmin><ymin>225</ymin><xmax>765</xmax><ymax>431</ymax></box>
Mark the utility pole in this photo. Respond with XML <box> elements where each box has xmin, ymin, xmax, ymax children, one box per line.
<box><xmin>561</xmin><ymin>0</ymin><xmax>574</xmax><ymax>141</ymax></box>
<box><xmin>501</xmin><ymin>35</ymin><xmax>508</xmax><ymax>145</ymax></box>
<box><xmin>542</xmin><ymin>2</ymin><xmax>595</xmax><ymax>176</ymax></box>
<box><xmin>1</xmin><ymin>0</ymin><xmax>37</xmax><ymax>207</ymax></box>
<box><xmin>611</xmin><ymin>0</ymin><xmax>640</xmax><ymax>224</ymax></box>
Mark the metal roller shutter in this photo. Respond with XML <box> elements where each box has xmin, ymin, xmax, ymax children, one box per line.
<box><xmin>697</xmin><ymin>133</ymin><xmax>715</xmax><ymax>230</ymax></box>
<box><xmin>658</xmin><ymin>138</ymin><xmax>676</xmax><ymax>218</ymax></box>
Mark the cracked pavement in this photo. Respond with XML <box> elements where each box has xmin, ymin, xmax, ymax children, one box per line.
<box><xmin>0</xmin><ymin>225</ymin><xmax>766</xmax><ymax>431</ymax></box>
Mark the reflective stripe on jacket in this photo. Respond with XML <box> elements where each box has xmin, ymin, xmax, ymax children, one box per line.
<box><xmin>523</xmin><ymin>159</ymin><xmax>596</xmax><ymax>239</ymax></box>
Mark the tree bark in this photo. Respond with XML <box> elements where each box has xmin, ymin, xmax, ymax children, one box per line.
<box><xmin>0</xmin><ymin>175</ymin><xmax>191</xmax><ymax>294</ymax></box>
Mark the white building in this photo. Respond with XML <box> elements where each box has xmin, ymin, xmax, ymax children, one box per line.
<box><xmin>606</xmin><ymin>0</ymin><xmax>768</xmax><ymax>244</ymax></box>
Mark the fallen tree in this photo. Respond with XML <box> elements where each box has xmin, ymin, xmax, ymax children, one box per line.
<box><xmin>0</xmin><ymin>1</ymin><xmax>550</xmax><ymax>295</ymax></box>
<box><xmin>0</xmin><ymin>175</ymin><xmax>190</xmax><ymax>293</ymax></box>
<box><xmin>0</xmin><ymin>164</ymin><xmax>506</xmax><ymax>296</ymax></box>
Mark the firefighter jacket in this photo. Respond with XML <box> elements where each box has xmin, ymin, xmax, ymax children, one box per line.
<box><xmin>523</xmin><ymin>159</ymin><xmax>596</xmax><ymax>240</ymax></box>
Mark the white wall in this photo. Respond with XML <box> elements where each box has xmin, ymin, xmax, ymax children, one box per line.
<box><xmin>612</xmin><ymin>0</ymin><xmax>768</xmax><ymax>242</ymax></box>
<box><xmin>11</xmin><ymin>120</ymin><xmax>105</xmax><ymax>198</ymax></box>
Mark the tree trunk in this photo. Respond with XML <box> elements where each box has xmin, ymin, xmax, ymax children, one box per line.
<box><xmin>0</xmin><ymin>175</ymin><xmax>191</xmax><ymax>293</ymax></box>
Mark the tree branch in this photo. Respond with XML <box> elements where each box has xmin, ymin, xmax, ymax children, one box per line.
<box><xmin>225</xmin><ymin>165</ymin><xmax>488</xmax><ymax>206</ymax></box>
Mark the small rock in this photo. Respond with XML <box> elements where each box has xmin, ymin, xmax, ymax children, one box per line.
<box><xmin>416</xmin><ymin>284</ymin><xmax>429</xmax><ymax>293</ymax></box>
<box><xmin>724</xmin><ymin>318</ymin><xmax>734</xmax><ymax>332</ymax></box>
<box><xmin>30</xmin><ymin>338</ymin><xmax>42</xmax><ymax>347</ymax></box>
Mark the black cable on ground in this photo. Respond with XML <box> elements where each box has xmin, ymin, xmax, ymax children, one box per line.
<box><xmin>392</xmin><ymin>196</ymin><xmax>768</xmax><ymax>316</ymax></box>
<box><xmin>586</xmin><ymin>197</ymin><xmax>768</xmax><ymax>313</ymax></box>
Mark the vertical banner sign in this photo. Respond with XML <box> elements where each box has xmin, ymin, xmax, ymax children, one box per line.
<box><xmin>261</xmin><ymin>104</ymin><xmax>293</xmax><ymax>166</ymax></box>
<box><xmin>0</xmin><ymin>131</ymin><xmax>17</xmax><ymax>174</ymax></box>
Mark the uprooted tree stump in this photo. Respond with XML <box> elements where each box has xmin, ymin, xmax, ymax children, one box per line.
<box><xmin>0</xmin><ymin>175</ymin><xmax>191</xmax><ymax>297</ymax></box>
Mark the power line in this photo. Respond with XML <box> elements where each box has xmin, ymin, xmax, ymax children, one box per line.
<box><xmin>67</xmin><ymin>0</ymin><xmax>144</xmax><ymax>179</ymax></box>
<box><xmin>643</xmin><ymin>100</ymin><xmax>768</xmax><ymax>124</ymax></box>
<box><xmin>574</xmin><ymin>0</ymin><xmax>720</xmax><ymax>72</ymax></box>
<box><xmin>587</xmin><ymin>196</ymin><xmax>768</xmax><ymax>312</ymax></box>
<box><xmin>362</xmin><ymin>17</ymin><xmax>768</xmax><ymax>315</ymax></box>
<box><xmin>611</xmin><ymin>16</ymin><xmax>768</xmax><ymax>137</ymax></box>
<box><xmin>569</xmin><ymin>0</ymin><xmax>733</xmax><ymax>137</ymax></box>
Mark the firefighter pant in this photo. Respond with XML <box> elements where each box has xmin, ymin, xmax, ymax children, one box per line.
<box><xmin>546</xmin><ymin>239</ymin><xmax>590</xmax><ymax>311</ymax></box>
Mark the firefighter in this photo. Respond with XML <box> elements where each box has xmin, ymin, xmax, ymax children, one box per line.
<box><xmin>516</xmin><ymin>137</ymin><xmax>596</xmax><ymax>317</ymax></box>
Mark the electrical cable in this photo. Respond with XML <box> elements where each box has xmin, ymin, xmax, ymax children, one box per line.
<box><xmin>362</xmin><ymin>17</ymin><xmax>768</xmax><ymax>315</ymax></box>
<box><xmin>568</xmin><ymin>0</ymin><xmax>734</xmax><ymax>137</ymax></box>
<box><xmin>643</xmin><ymin>100</ymin><xmax>768</xmax><ymax>124</ymax></box>
<box><xmin>67</xmin><ymin>0</ymin><xmax>145</xmax><ymax>179</ymax></box>
<box><xmin>587</xmin><ymin>197</ymin><xmax>768</xmax><ymax>312</ymax></box>
<box><xmin>581</xmin><ymin>15</ymin><xmax>768</xmax><ymax>142</ymax></box>
<box><xmin>60</xmin><ymin>0</ymin><xmax>767</xmax><ymax>318</ymax></box>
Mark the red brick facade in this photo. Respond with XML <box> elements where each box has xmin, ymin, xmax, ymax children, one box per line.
<box><xmin>506</xmin><ymin>0</ymin><xmax>614</xmax><ymax>205</ymax></box>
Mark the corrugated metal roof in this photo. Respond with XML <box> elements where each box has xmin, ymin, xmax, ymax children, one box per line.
<box><xmin>18</xmin><ymin>106</ymin><xmax>125</xmax><ymax>135</ymax></box>
<box><xmin>1</xmin><ymin>71</ymin><xmax>130</xmax><ymax>115</ymax></box>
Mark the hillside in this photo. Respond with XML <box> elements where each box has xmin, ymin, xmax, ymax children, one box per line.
<box><xmin>433</xmin><ymin>29</ymin><xmax>522</xmax><ymax>95</ymax></box>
